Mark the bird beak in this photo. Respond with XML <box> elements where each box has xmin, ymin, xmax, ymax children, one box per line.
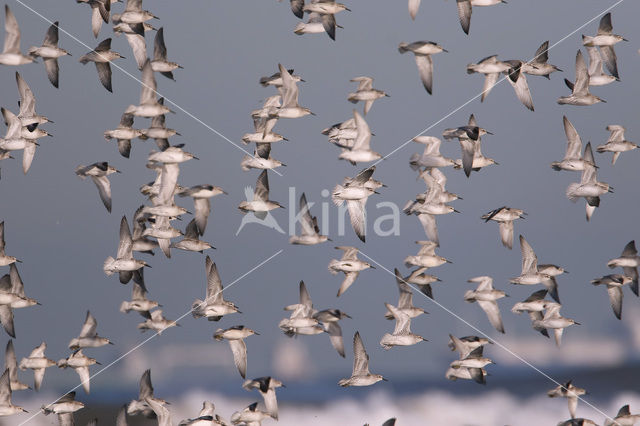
<box><xmin>381</xmin><ymin>377</ymin><xmax>388</xmax><ymax>381</ymax></box>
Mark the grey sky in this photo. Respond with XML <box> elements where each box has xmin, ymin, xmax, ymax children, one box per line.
<box><xmin>0</xmin><ymin>0</ymin><xmax>639</xmax><ymax>415</ymax></box>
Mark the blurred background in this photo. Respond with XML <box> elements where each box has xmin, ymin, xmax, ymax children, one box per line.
<box><xmin>0</xmin><ymin>0</ymin><xmax>639</xmax><ymax>424</ymax></box>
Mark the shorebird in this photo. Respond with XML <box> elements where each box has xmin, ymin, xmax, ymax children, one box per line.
<box><xmin>4</xmin><ymin>341</ymin><xmax>28</xmax><ymax>391</ymax></box>
<box><xmin>551</xmin><ymin>116</ymin><xmax>591</xmax><ymax>171</ymax></box>
<box><xmin>608</xmin><ymin>240</ymin><xmax>640</xmax><ymax>296</ymax></box>
<box><xmin>114</xmin><ymin>0</ymin><xmax>159</xmax><ymax>25</ymax></box>
<box><xmin>293</xmin><ymin>12</ymin><xmax>340</xmax><ymax>40</ymax></box>
<box><xmin>242</xmin><ymin>377</ymin><xmax>284</xmax><ymax>420</ymax></box>
<box><xmin>398</xmin><ymin>41</ymin><xmax>447</xmax><ymax>94</ymax></box>
<box><xmin>596</xmin><ymin>125</ymin><xmax>637</xmax><ymax>165</ymax></box>
<box><xmin>171</xmin><ymin>219</ymin><xmax>214</xmax><ymax>253</ymax></box>
<box><xmin>548</xmin><ymin>380</ymin><xmax>587</xmax><ymax>419</ymax></box>
<box><xmin>259</xmin><ymin>68</ymin><xmax>303</xmax><ymax>89</ymax></box>
<box><xmin>0</xmin><ymin>108</ymin><xmax>36</xmax><ymax>174</ymax></box>
<box><xmin>18</xmin><ymin>342</ymin><xmax>55</xmax><ymax>391</ymax></box>
<box><xmin>238</xmin><ymin>170</ymin><xmax>283</xmax><ymax>219</ymax></box>
<box><xmin>445</xmin><ymin>363</ymin><xmax>488</xmax><ymax>385</ymax></box>
<box><xmin>379</xmin><ymin>303</ymin><xmax>427</xmax><ymax>349</ymax></box>
<box><xmin>409</xmin><ymin>136</ymin><xmax>455</xmax><ymax>170</ymax></box>
<box><xmin>120</xmin><ymin>278</ymin><xmax>159</xmax><ymax>315</ymax></box>
<box><xmin>566</xmin><ymin>142</ymin><xmax>612</xmax><ymax>221</ymax></box>
<box><xmin>0</xmin><ymin>6</ymin><xmax>34</xmax><ymax>66</ymax></box>
<box><xmin>558</xmin><ymin>50</ymin><xmax>605</xmax><ymax>106</ymax></box>
<box><xmin>449</xmin><ymin>345</ymin><xmax>494</xmax><ymax>373</ymax></box>
<box><xmin>242</xmin><ymin>115</ymin><xmax>285</xmax><ymax>145</ymax></box>
<box><xmin>331</xmin><ymin>167</ymin><xmax>379</xmax><ymax>242</ymax></box>
<box><xmin>15</xmin><ymin>72</ymin><xmax>52</xmax><ymax>131</ymax></box>
<box><xmin>404</xmin><ymin>241</ymin><xmax>451</xmax><ymax>269</ymax></box>
<box><xmin>118</xmin><ymin>22</ymin><xmax>146</xmax><ymax>70</ymax></box>
<box><xmin>127</xmin><ymin>369</ymin><xmax>159</xmax><ymax>418</ymax></box>
<box><xmin>510</xmin><ymin>235</ymin><xmax>552</xmax><ymax>286</ymax></box>
<box><xmin>69</xmin><ymin>311</ymin><xmax>113</xmax><ymax>349</ymax></box>
<box><xmin>0</xmin><ymin>222</ymin><xmax>19</xmax><ymax>267</ymax></box>
<box><xmin>79</xmin><ymin>38</ymin><xmax>124</xmax><ymax>92</ymax></box>
<box><xmin>78</xmin><ymin>0</ymin><xmax>111</xmax><ymax>38</ymax></box>
<box><xmin>448</xmin><ymin>334</ymin><xmax>492</xmax><ymax>360</ymax></box>
<box><xmin>591</xmin><ymin>274</ymin><xmax>632</xmax><ymax>320</ymax></box>
<box><xmin>289</xmin><ymin>193</ymin><xmax>330</xmax><ymax>245</ymax></box>
<box><xmin>76</xmin><ymin>162</ymin><xmax>120</xmax><ymax>212</ymax></box>
<box><xmin>481</xmin><ymin>206</ymin><xmax>526</xmax><ymax>250</ymax></box>
<box><xmin>443</xmin><ymin>114</ymin><xmax>492</xmax><ymax>141</ymax></box>
<box><xmin>347</xmin><ymin>76</ymin><xmax>389</xmax><ymax>115</ymax></box>
<box><xmin>145</xmin><ymin>396</ymin><xmax>172</xmax><ymax>426</ymax></box>
<box><xmin>230</xmin><ymin>402</ymin><xmax>274</xmax><ymax>425</ymax></box>
<box><xmin>125</xmin><ymin>59</ymin><xmax>172</xmax><ymax>117</ymax></box>
<box><xmin>338</xmin><ymin>331</ymin><xmax>386</xmax><ymax>387</ymax></box>
<box><xmin>132</xmin><ymin>206</ymin><xmax>159</xmax><ymax>255</ymax></box>
<box><xmin>328</xmin><ymin>246</ymin><xmax>374</xmax><ymax>297</ymax></box>
<box><xmin>385</xmin><ymin>269</ymin><xmax>427</xmax><ymax>320</ymax></box>
<box><xmin>214</xmin><ymin>325</ymin><xmax>258</xmax><ymax>379</ymax></box>
<box><xmin>192</xmin><ymin>256</ymin><xmax>239</xmax><ymax>321</ymax></box>
<box><xmin>314</xmin><ymin>309</ymin><xmax>350</xmax><ymax>357</ymax></box>
<box><xmin>585</xmin><ymin>46</ymin><xmax>617</xmax><ymax>87</ymax></box>
<box><xmin>178</xmin><ymin>185</ymin><xmax>226</xmax><ymax>236</ymax></box>
<box><xmin>57</xmin><ymin>350</ymin><xmax>99</xmax><ymax>394</ymax></box>
<box><xmin>521</xmin><ymin>41</ymin><xmax>562</xmax><ymax>78</ymax></box>
<box><xmin>338</xmin><ymin>110</ymin><xmax>381</xmax><ymax>165</ymax></box>
<box><xmin>103</xmin><ymin>216</ymin><xmax>150</xmax><ymax>283</ymax></box>
<box><xmin>538</xmin><ymin>264</ymin><xmax>566</xmax><ymax>303</ymax></box>
<box><xmin>582</xmin><ymin>12</ymin><xmax>626</xmax><ymax>79</ymax></box>
<box><xmin>466</xmin><ymin>55</ymin><xmax>511</xmax><ymax>102</ymax></box>
<box><xmin>455</xmin><ymin>0</ymin><xmax>506</xmax><ymax>35</ymax></box>
<box><xmin>152</xmin><ymin>28</ymin><xmax>182</xmax><ymax>80</ymax></box>
<box><xmin>0</xmin><ymin>368</ymin><xmax>26</xmax><ymax>416</ymax></box>
<box><xmin>464</xmin><ymin>276</ymin><xmax>506</xmax><ymax>333</ymax></box>
<box><xmin>504</xmin><ymin>60</ymin><xmax>535</xmax><ymax>111</ymax></box>
<box><xmin>28</xmin><ymin>22</ymin><xmax>70</xmax><ymax>88</ymax></box>
<box><xmin>511</xmin><ymin>289</ymin><xmax>553</xmax><ymax>337</ymax></box>
<box><xmin>178</xmin><ymin>401</ymin><xmax>222</xmax><ymax>426</ymax></box>
<box><xmin>271</xmin><ymin>64</ymin><xmax>313</xmax><ymax>118</ymax></box>
<box><xmin>404</xmin><ymin>267</ymin><xmax>441</xmax><ymax>299</ymax></box>
<box><xmin>141</xmin><ymin>99</ymin><xmax>178</xmax><ymax>151</ymax></box>
<box><xmin>533</xmin><ymin>303</ymin><xmax>580</xmax><ymax>346</ymax></box>
<box><xmin>450</xmin><ymin>131</ymin><xmax>497</xmax><ymax>177</ymax></box>
<box><xmin>279</xmin><ymin>280</ymin><xmax>319</xmax><ymax>334</ymax></box>
<box><xmin>605</xmin><ymin>405</ymin><xmax>640</xmax><ymax>426</ymax></box>
<box><xmin>138</xmin><ymin>309</ymin><xmax>179</xmax><ymax>334</ymax></box>
<box><xmin>42</xmin><ymin>392</ymin><xmax>84</xmax><ymax>424</ymax></box>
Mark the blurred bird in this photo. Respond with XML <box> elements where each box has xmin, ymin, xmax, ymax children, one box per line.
<box><xmin>28</xmin><ymin>22</ymin><xmax>70</xmax><ymax>88</ymax></box>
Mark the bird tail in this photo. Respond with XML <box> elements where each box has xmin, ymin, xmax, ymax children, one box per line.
<box><xmin>581</xmin><ymin>34</ymin><xmax>594</xmax><ymax>46</ymax></box>
<box><xmin>398</xmin><ymin>43</ymin><xmax>409</xmax><ymax>54</ymax></box>
<box><xmin>119</xmin><ymin>301</ymin><xmax>131</xmax><ymax>313</ymax></box>
<box><xmin>331</xmin><ymin>185</ymin><xmax>345</xmax><ymax>206</ymax></box>
<box><xmin>103</xmin><ymin>257</ymin><xmax>115</xmax><ymax>275</ymax></box>
<box><xmin>565</xmin><ymin>183</ymin><xmax>580</xmax><ymax>202</ymax></box>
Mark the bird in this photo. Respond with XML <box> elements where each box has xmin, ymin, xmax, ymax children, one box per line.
<box><xmin>464</xmin><ymin>276</ymin><xmax>506</xmax><ymax>333</ymax></box>
<box><xmin>404</xmin><ymin>241</ymin><xmax>451</xmax><ymax>269</ymax></box>
<box><xmin>398</xmin><ymin>41</ymin><xmax>447</xmax><ymax>94</ymax></box>
<box><xmin>338</xmin><ymin>110</ymin><xmax>381</xmax><ymax>165</ymax></box>
<box><xmin>584</xmin><ymin>46</ymin><xmax>617</xmax><ymax>87</ymax></box>
<box><xmin>581</xmin><ymin>12</ymin><xmax>626</xmax><ymax>80</ymax></box>
<box><xmin>114</xmin><ymin>0</ymin><xmax>159</xmax><ymax>25</ymax></box>
<box><xmin>409</xmin><ymin>136</ymin><xmax>455</xmax><ymax>170</ymax></box>
<box><xmin>271</xmin><ymin>64</ymin><xmax>313</xmax><ymax>118</ymax></box>
<box><xmin>385</xmin><ymin>268</ymin><xmax>427</xmax><ymax>320</ymax></box>
<box><xmin>171</xmin><ymin>219</ymin><xmax>214</xmax><ymax>253</ymax></box>
<box><xmin>510</xmin><ymin>235</ymin><xmax>552</xmax><ymax>286</ymax></box>
<box><xmin>137</xmin><ymin>309</ymin><xmax>179</xmax><ymax>334</ymax></box>
<box><xmin>213</xmin><ymin>325</ymin><xmax>258</xmax><ymax>379</ymax></box>
<box><xmin>179</xmin><ymin>401</ymin><xmax>227</xmax><ymax>425</ymax></box>
<box><xmin>289</xmin><ymin>193</ymin><xmax>330</xmax><ymax>245</ymax></box>
<box><xmin>69</xmin><ymin>311</ymin><xmax>113</xmax><ymax>350</ymax></box>
<box><xmin>28</xmin><ymin>21</ymin><xmax>70</xmax><ymax>88</ymax></box>
<box><xmin>178</xmin><ymin>185</ymin><xmax>226</xmax><ymax>236</ymax></box>
<box><xmin>605</xmin><ymin>404</ymin><xmax>640</xmax><ymax>426</ymax></box>
<box><xmin>521</xmin><ymin>41</ymin><xmax>562</xmax><ymax>79</ymax></box>
<box><xmin>537</xmin><ymin>264</ymin><xmax>566</xmax><ymax>303</ymax></box>
<box><xmin>0</xmin><ymin>222</ymin><xmax>19</xmax><ymax>267</ymax></box>
<box><xmin>241</xmin><ymin>142</ymin><xmax>286</xmax><ymax>171</ymax></box>
<box><xmin>449</xmin><ymin>125</ymin><xmax>497</xmax><ymax>177</ymax></box>
<box><xmin>119</xmin><ymin>276</ymin><xmax>159</xmax><ymax>315</ymax></box>
<box><xmin>338</xmin><ymin>331</ymin><xmax>386</xmax><ymax>387</ymax></box>
<box><xmin>0</xmin><ymin>108</ymin><xmax>33</xmax><ymax>174</ymax></box>
<box><xmin>533</xmin><ymin>303</ymin><xmax>580</xmax><ymax>346</ymax></box>
<box><xmin>379</xmin><ymin>303</ymin><xmax>427</xmax><ymax>349</ymax></box>
<box><xmin>591</xmin><ymin>274</ymin><xmax>632</xmax><ymax>320</ymax></box>
<box><xmin>103</xmin><ymin>216</ymin><xmax>150</xmax><ymax>283</ymax></box>
<box><xmin>347</xmin><ymin>76</ymin><xmax>389</xmax><ymax>115</ymax></box>
<box><xmin>551</xmin><ymin>116</ymin><xmax>591</xmax><ymax>171</ymax></box>
<box><xmin>259</xmin><ymin>69</ymin><xmax>303</xmax><ymax>89</ymax></box>
<box><xmin>328</xmin><ymin>246</ymin><xmax>374</xmax><ymax>297</ymax></box>
<box><xmin>293</xmin><ymin>12</ymin><xmax>341</xmax><ymax>41</ymax></box>
<box><xmin>481</xmin><ymin>206</ymin><xmax>526</xmax><ymax>250</ymax></box>
<box><xmin>0</xmin><ymin>368</ymin><xmax>26</xmax><ymax>416</ymax></box>
<box><xmin>504</xmin><ymin>60</ymin><xmax>535</xmax><ymax>111</ymax></box>
<box><xmin>4</xmin><ymin>341</ymin><xmax>28</xmax><ymax>391</ymax></box>
<box><xmin>448</xmin><ymin>345</ymin><xmax>494</xmax><ymax>378</ymax></box>
<box><xmin>566</xmin><ymin>142</ymin><xmax>613</xmax><ymax>221</ymax></box>
<box><xmin>41</xmin><ymin>392</ymin><xmax>85</xmax><ymax>425</ymax></box>
<box><xmin>547</xmin><ymin>380</ymin><xmax>587</xmax><ymax>419</ymax></box>
<box><xmin>127</xmin><ymin>369</ymin><xmax>160</xmax><ymax>418</ymax></box>
<box><xmin>511</xmin><ymin>289</ymin><xmax>553</xmax><ymax>337</ymax></box>
<box><xmin>145</xmin><ymin>396</ymin><xmax>173</xmax><ymax>426</ymax></box>
<box><xmin>79</xmin><ymin>38</ymin><xmax>125</xmax><ymax>92</ymax></box>
<box><xmin>331</xmin><ymin>167</ymin><xmax>379</xmax><ymax>242</ymax></box>
<box><xmin>57</xmin><ymin>350</ymin><xmax>99</xmax><ymax>394</ymax></box>
<box><xmin>0</xmin><ymin>6</ymin><xmax>34</xmax><ymax>66</ymax></box>
<box><xmin>279</xmin><ymin>280</ymin><xmax>320</xmax><ymax>335</ymax></box>
<box><xmin>455</xmin><ymin>0</ymin><xmax>506</xmax><ymax>35</ymax></box>
<box><xmin>76</xmin><ymin>162</ymin><xmax>120</xmax><ymax>212</ymax></box>
<box><xmin>242</xmin><ymin>115</ymin><xmax>285</xmax><ymax>145</ymax></box>
<box><xmin>466</xmin><ymin>55</ymin><xmax>511</xmax><ymax>102</ymax></box>
<box><xmin>15</xmin><ymin>72</ymin><xmax>52</xmax><ymax>132</ymax></box>
<box><xmin>242</xmin><ymin>377</ymin><xmax>284</xmax><ymax>420</ymax></box>
<box><xmin>314</xmin><ymin>309</ymin><xmax>350</xmax><ymax>357</ymax></box>
<box><xmin>151</xmin><ymin>27</ymin><xmax>183</xmax><ymax>80</ymax></box>
<box><xmin>18</xmin><ymin>342</ymin><xmax>55</xmax><ymax>391</ymax></box>
<box><xmin>596</xmin><ymin>125</ymin><xmax>637</xmax><ymax>165</ymax></box>
<box><xmin>192</xmin><ymin>256</ymin><xmax>239</xmax><ymax>321</ymax></box>
<box><xmin>404</xmin><ymin>267</ymin><xmax>441</xmax><ymax>299</ymax></box>
<box><xmin>558</xmin><ymin>50</ymin><xmax>605</xmax><ymax>106</ymax></box>
<box><xmin>119</xmin><ymin>22</ymin><xmax>147</xmax><ymax>70</ymax></box>
<box><xmin>125</xmin><ymin>59</ymin><xmax>173</xmax><ymax>117</ymax></box>
<box><xmin>238</xmin><ymin>170</ymin><xmax>283</xmax><ymax>219</ymax></box>
<box><xmin>230</xmin><ymin>402</ymin><xmax>274</xmax><ymax>425</ymax></box>
<box><xmin>78</xmin><ymin>0</ymin><xmax>110</xmax><ymax>38</ymax></box>
<box><xmin>448</xmin><ymin>334</ymin><xmax>492</xmax><ymax>360</ymax></box>
<box><xmin>131</xmin><ymin>206</ymin><xmax>159</xmax><ymax>255</ymax></box>
<box><xmin>141</xmin><ymin>99</ymin><xmax>179</xmax><ymax>151</ymax></box>
<box><xmin>607</xmin><ymin>240</ymin><xmax>640</xmax><ymax>296</ymax></box>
